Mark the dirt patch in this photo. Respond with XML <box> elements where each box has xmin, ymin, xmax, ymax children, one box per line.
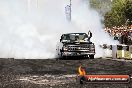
<box><xmin>0</xmin><ymin>58</ymin><xmax>132</xmax><ymax>88</ymax></box>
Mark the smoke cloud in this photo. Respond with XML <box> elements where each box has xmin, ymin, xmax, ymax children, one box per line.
<box><xmin>0</xmin><ymin>0</ymin><xmax>117</xmax><ymax>59</ymax></box>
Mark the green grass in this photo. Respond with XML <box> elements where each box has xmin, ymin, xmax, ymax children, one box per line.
<box><xmin>117</xmin><ymin>50</ymin><xmax>132</xmax><ymax>59</ymax></box>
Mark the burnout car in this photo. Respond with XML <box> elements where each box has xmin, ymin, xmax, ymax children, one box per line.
<box><xmin>56</xmin><ymin>33</ymin><xmax>95</xmax><ymax>59</ymax></box>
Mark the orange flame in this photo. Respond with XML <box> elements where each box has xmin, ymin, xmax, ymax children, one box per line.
<box><xmin>78</xmin><ymin>66</ymin><xmax>86</xmax><ymax>76</ymax></box>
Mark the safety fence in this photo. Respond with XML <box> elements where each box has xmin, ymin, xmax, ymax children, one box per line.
<box><xmin>101</xmin><ymin>44</ymin><xmax>132</xmax><ymax>59</ymax></box>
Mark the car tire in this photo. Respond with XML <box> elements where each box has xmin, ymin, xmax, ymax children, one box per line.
<box><xmin>89</xmin><ymin>55</ymin><xmax>94</xmax><ymax>59</ymax></box>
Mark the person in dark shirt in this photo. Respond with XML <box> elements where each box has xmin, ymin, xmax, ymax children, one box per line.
<box><xmin>120</xmin><ymin>32</ymin><xmax>124</xmax><ymax>44</ymax></box>
<box><xmin>87</xmin><ymin>30</ymin><xmax>92</xmax><ymax>42</ymax></box>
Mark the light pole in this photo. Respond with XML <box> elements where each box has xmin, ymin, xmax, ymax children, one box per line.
<box><xmin>70</xmin><ymin>0</ymin><xmax>71</xmax><ymax>20</ymax></box>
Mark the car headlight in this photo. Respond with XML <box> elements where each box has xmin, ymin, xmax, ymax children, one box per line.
<box><xmin>63</xmin><ymin>46</ymin><xmax>68</xmax><ymax>51</ymax></box>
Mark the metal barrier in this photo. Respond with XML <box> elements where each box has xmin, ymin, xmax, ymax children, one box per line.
<box><xmin>101</xmin><ymin>44</ymin><xmax>132</xmax><ymax>59</ymax></box>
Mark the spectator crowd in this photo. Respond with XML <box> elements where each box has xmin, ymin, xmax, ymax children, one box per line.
<box><xmin>104</xmin><ymin>25</ymin><xmax>132</xmax><ymax>45</ymax></box>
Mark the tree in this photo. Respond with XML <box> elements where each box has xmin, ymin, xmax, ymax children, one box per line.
<box><xmin>124</xmin><ymin>0</ymin><xmax>132</xmax><ymax>25</ymax></box>
<box><xmin>104</xmin><ymin>0</ymin><xmax>132</xmax><ymax>27</ymax></box>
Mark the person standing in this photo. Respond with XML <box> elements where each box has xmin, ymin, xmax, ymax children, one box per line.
<box><xmin>87</xmin><ymin>30</ymin><xmax>92</xmax><ymax>42</ymax></box>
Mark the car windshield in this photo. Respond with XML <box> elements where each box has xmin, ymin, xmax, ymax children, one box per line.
<box><xmin>62</xmin><ymin>33</ymin><xmax>88</xmax><ymax>41</ymax></box>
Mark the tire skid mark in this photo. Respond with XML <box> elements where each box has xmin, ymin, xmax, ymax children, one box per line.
<box><xmin>17</xmin><ymin>74</ymin><xmax>77</xmax><ymax>86</ymax></box>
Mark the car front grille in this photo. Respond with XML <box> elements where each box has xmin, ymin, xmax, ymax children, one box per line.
<box><xmin>67</xmin><ymin>44</ymin><xmax>90</xmax><ymax>51</ymax></box>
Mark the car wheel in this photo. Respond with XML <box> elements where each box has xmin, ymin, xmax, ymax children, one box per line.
<box><xmin>89</xmin><ymin>55</ymin><xmax>94</xmax><ymax>59</ymax></box>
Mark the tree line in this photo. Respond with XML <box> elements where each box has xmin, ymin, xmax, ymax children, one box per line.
<box><xmin>104</xmin><ymin>0</ymin><xmax>132</xmax><ymax>27</ymax></box>
<box><xmin>90</xmin><ymin>0</ymin><xmax>132</xmax><ymax>28</ymax></box>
